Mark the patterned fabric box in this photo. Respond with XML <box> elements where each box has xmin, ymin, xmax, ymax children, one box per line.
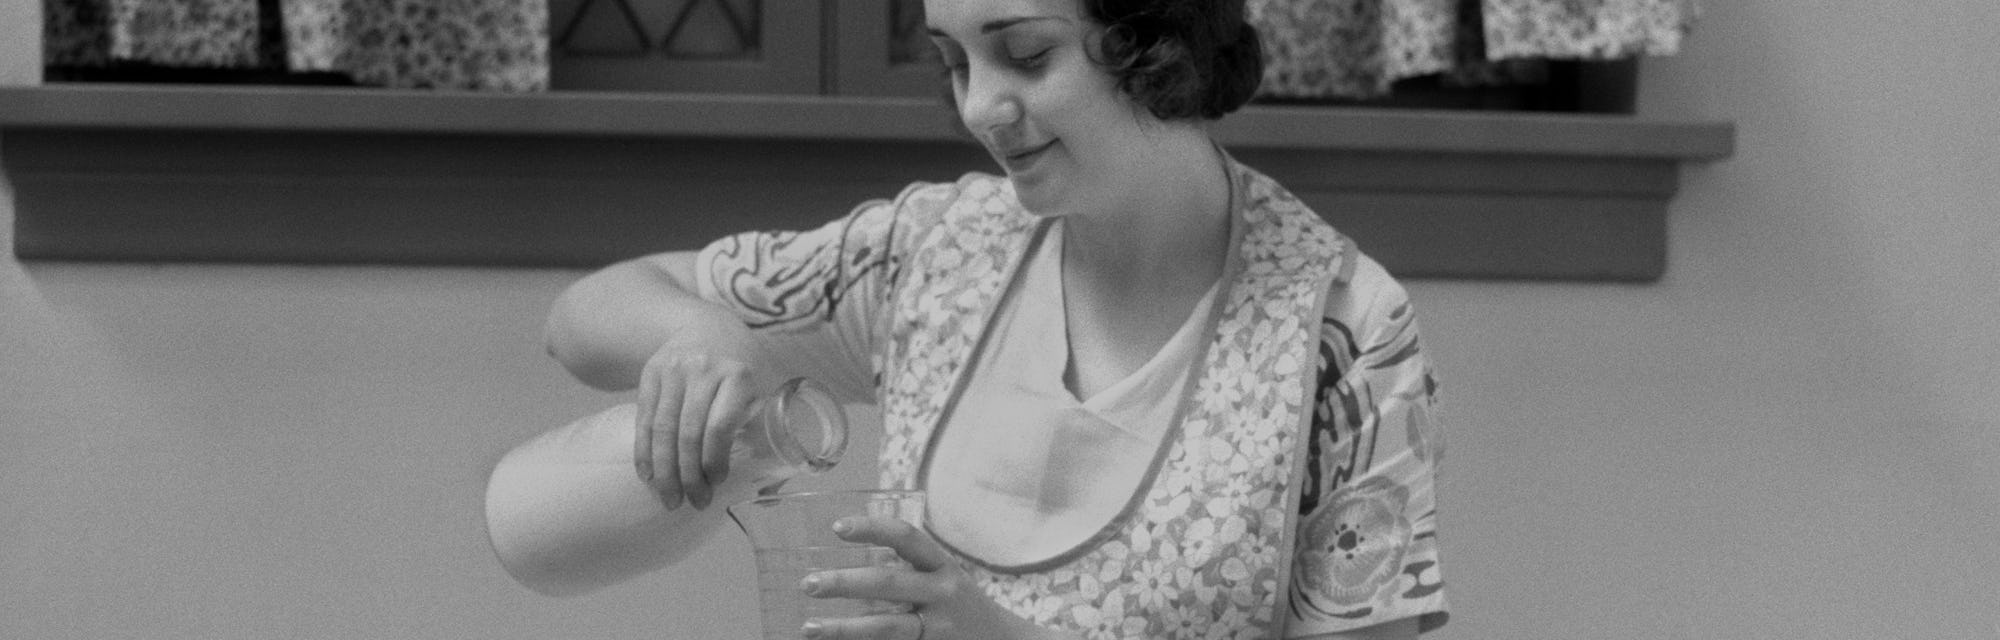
<box><xmin>44</xmin><ymin>0</ymin><xmax>548</xmax><ymax>91</ymax></box>
<box><xmin>285</xmin><ymin>0</ymin><xmax>548</xmax><ymax>91</ymax></box>
<box><xmin>1248</xmin><ymin>0</ymin><xmax>1698</xmax><ymax>100</ymax></box>
<box><xmin>46</xmin><ymin>0</ymin><xmax>267</xmax><ymax>69</ymax></box>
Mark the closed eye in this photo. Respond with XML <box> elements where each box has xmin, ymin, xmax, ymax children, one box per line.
<box><xmin>1009</xmin><ymin>49</ymin><xmax>1051</xmax><ymax>70</ymax></box>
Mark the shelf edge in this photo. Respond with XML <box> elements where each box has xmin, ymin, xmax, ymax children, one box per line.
<box><xmin>0</xmin><ymin>84</ymin><xmax>1735</xmax><ymax>160</ymax></box>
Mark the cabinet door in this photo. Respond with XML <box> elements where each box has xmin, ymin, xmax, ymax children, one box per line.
<box><xmin>830</xmin><ymin>0</ymin><xmax>939</xmax><ymax>97</ymax></box>
<box><xmin>550</xmin><ymin>0</ymin><xmax>820</xmax><ymax>94</ymax></box>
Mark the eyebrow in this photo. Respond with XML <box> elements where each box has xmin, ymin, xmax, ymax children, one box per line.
<box><xmin>925</xmin><ymin>16</ymin><xmax>1068</xmax><ymax>39</ymax></box>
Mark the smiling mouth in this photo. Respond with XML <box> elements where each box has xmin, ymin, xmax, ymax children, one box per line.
<box><xmin>1000</xmin><ymin>140</ymin><xmax>1056</xmax><ymax>172</ymax></box>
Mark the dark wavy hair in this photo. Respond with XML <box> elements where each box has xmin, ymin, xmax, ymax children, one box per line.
<box><xmin>1083</xmin><ymin>0</ymin><xmax>1265</xmax><ymax>120</ymax></box>
<box><xmin>926</xmin><ymin>0</ymin><xmax>1265</xmax><ymax>124</ymax></box>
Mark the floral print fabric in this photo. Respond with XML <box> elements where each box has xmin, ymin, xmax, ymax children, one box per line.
<box><xmin>1248</xmin><ymin>0</ymin><xmax>1699</xmax><ymax>98</ymax></box>
<box><xmin>43</xmin><ymin>0</ymin><xmax>547</xmax><ymax>91</ymax></box>
<box><xmin>938</xmin><ymin>171</ymin><xmax>1350</xmax><ymax>639</ymax></box>
<box><xmin>1483</xmin><ymin>0</ymin><xmax>1698</xmax><ymax>60</ymax></box>
<box><xmin>45</xmin><ymin>0</ymin><xmax>264</xmax><ymax>69</ymax></box>
<box><xmin>694</xmin><ymin>161</ymin><xmax>1447</xmax><ymax>636</ymax></box>
<box><xmin>283</xmin><ymin>0</ymin><xmax>549</xmax><ymax>91</ymax></box>
<box><xmin>1249</xmin><ymin>0</ymin><xmax>1461</xmax><ymax>101</ymax></box>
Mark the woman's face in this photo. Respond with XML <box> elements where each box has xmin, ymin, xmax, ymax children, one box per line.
<box><xmin>924</xmin><ymin>0</ymin><xmax>1163</xmax><ymax>217</ymax></box>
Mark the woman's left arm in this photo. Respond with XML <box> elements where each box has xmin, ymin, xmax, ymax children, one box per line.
<box><xmin>1284</xmin><ymin>258</ymin><xmax>1450</xmax><ymax>637</ymax></box>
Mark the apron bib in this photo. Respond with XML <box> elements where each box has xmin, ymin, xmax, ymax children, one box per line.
<box><xmin>877</xmin><ymin>164</ymin><xmax>1351</xmax><ymax>639</ymax></box>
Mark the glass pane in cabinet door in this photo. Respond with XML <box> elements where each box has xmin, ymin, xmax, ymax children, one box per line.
<box><xmin>551</xmin><ymin>0</ymin><xmax>819</xmax><ymax>94</ymax></box>
<box><xmin>833</xmin><ymin>0</ymin><xmax>941</xmax><ymax>97</ymax></box>
<box><xmin>662</xmin><ymin>0</ymin><xmax>760</xmax><ymax>58</ymax></box>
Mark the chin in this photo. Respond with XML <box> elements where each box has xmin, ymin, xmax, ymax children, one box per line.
<box><xmin>1009</xmin><ymin>176</ymin><xmax>1075</xmax><ymax>218</ymax></box>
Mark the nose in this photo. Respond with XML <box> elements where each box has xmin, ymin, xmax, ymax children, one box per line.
<box><xmin>956</xmin><ymin>64</ymin><xmax>1022</xmax><ymax>139</ymax></box>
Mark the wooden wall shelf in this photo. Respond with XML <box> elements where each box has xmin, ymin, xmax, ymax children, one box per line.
<box><xmin>0</xmin><ymin>84</ymin><xmax>1734</xmax><ymax>280</ymax></box>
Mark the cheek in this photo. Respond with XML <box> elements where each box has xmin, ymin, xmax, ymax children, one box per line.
<box><xmin>1057</xmin><ymin>100</ymin><xmax>1147</xmax><ymax>177</ymax></box>
<box><xmin>1037</xmin><ymin>73</ymin><xmax>1129</xmax><ymax>143</ymax></box>
<box><xmin>1028</xmin><ymin>53</ymin><xmax>1123</xmax><ymax>119</ymax></box>
<box><xmin>1066</xmin><ymin>73</ymin><xmax>1128</xmax><ymax>121</ymax></box>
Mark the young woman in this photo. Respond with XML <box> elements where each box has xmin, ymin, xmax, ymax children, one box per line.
<box><xmin>542</xmin><ymin>0</ymin><xmax>1450</xmax><ymax>637</ymax></box>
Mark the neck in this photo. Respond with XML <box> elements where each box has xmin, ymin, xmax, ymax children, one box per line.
<box><xmin>1062</xmin><ymin>131</ymin><xmax>1232</xmax><ymax>285</ymax></box>
<box><xmin>1053</xmin><ymin>129</ymin><xmax>1233</xmax><ymax>400</ymax></box>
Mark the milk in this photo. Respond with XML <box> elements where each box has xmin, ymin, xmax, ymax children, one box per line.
<box><xmin>483</xmin><ymin>379</ymin><xmax>846</xmax><ymax>596</ymax></box>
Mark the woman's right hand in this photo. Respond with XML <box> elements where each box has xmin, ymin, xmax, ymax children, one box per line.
<box><xmin>632</xmin><ymin>321</ymin><xmax>768</xmax><ymax>512</ymax></box>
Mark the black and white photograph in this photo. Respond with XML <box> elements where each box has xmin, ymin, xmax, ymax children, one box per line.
<box><xmin>3</xmin><ymin>1</ymin><xmax>1994</xmax><ymax>638</ymax></box>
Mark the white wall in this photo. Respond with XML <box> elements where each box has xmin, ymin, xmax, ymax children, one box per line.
<box><xmin>4</xmin><ymin>2</ymin><xmax>1997</xmax><ymax>638</ymax></box>
<box><xmin>1412</xmin><ymin>2</ymin><xmax>2000</xmax><ymax>637</ymax></box>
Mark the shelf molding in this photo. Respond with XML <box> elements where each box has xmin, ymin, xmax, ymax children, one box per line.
<box><xmin>1</xmin><ymin>84</ymin><xmax>1734</xmax><ymax>281</ymax></box>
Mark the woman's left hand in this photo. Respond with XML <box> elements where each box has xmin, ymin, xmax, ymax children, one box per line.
<box><xmin>799</xmin><ymin>516</ymin><xmax>1061</xmax><ymax>640</ymax></box>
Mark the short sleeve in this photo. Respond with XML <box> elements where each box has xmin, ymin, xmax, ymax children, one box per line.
<box><xmin>1285</xmin><ymin>256</ymin><xmax>1450</xmax><ymax>636</ymax></box>
<box><xmin>693</xmin><ymin>180</ymin><xmax>958</xmax><ymax>400</ymax></box>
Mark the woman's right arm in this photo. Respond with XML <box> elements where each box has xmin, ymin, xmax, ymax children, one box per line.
<box><xmin>544</xmin><ymin>250</ymin><xmax>745</xmax><ymax>392</ymax></box>
<box><xmin>544</xmin><ymin>250</ymin><xmax>792</xmax><ymax>510</ymax></box>
<box><xmin>547</xmin><ymin>180</ymin><xmax>940</xmax><ymax>508</ymax></box>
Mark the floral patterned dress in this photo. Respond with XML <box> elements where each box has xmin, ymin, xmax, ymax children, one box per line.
<box><xmin>693</xmin><ymin>157</ymin><xmax>1448</xmax><ymax>637</ymax></box>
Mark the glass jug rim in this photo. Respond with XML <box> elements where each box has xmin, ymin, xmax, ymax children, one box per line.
<box><xmin>766</xmin><ymin>377</ymin><xmax>849</xmax><ymax>473</ymax></box>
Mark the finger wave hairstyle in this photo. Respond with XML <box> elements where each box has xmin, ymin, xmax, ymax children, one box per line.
<box><xmin>1085</xmin><ymin>0</ymin><xmax>1265</xmax><ymax>120</ymax></box>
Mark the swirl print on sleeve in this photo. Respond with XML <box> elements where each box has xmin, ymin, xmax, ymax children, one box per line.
<box><xmin>694</xmin><ymin>178</ymin><xmax>966</xmax><ymax>394</ymax></box>
<box><xmin>1287</xmin><ymin>265</ymin><xmax>1448</xmax><ymax>636</ymax></box>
